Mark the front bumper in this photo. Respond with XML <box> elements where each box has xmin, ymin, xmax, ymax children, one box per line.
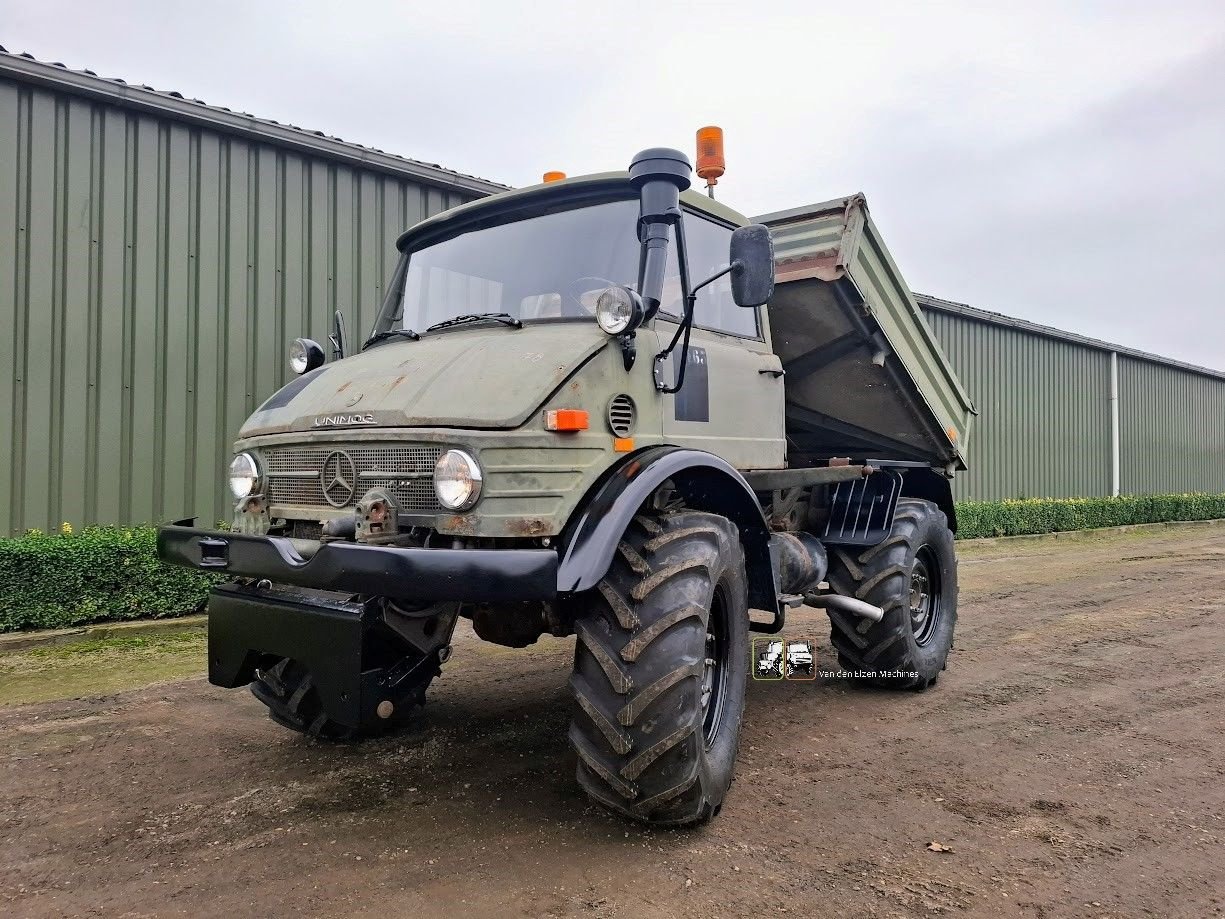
<box><xmin>157</xmin><ymin>524</ymin><xmax>558</xmax><ymax>602</ymax></box>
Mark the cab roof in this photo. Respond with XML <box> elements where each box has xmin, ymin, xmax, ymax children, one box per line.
<box><xmin>395</xmin><ymin>171</ymin><xmax>750</xmax><ymax>251</ymax></box>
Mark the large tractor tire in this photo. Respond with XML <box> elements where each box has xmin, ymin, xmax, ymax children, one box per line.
<box><xmin>567</xmin><ymin>510</ymin><xmax>749</xmax><ymax>827</ymax></box>
<box><xmin>250</xmin><ymin>656</ymin><xmax>435</xmax><ymax>741</ymax></box>
<box><xmin>825</xmin><ymin>497</ymin><xmax>958</xmax><ymax>690</ymax></box>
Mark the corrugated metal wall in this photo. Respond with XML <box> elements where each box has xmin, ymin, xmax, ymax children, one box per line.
<box><xmin>1119</xmin><ymin>357</ymin><xmax>1225</xmax><ymax>495</ymax></box>
<box><xmin>922</xmin><ymin>307</ymin><xmax>1113</xmax><ymax>500</ymax></box>
<box><xmin>0</xmin><ymin>71</ymin><xmax>481</xmax><ymax>534</ymax></box>
<box><xmin>922</xmin><ymin>305</ymin><xmax>1225</xmax><ymax>501</ymax></box>
<box><xmin>3</xmin><ymin>60</ymin><xmax>1222</xmax><ymax>531</ymax></box>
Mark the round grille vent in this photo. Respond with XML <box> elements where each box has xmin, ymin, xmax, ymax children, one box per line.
<box><xmin>607</xmin><ymin>394</ymin><xmax>636</xmax><ymax>438</ymax></box>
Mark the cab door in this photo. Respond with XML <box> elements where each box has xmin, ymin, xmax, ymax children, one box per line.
<box><xmin>656</xmin><ymin>212</ymin><xmax>785</xmax><ymax>470</ymax></box>
<box><xmin>657</xmin><ymin>320</ymin><xmax>785</xmax><ymax>471</ymax></box>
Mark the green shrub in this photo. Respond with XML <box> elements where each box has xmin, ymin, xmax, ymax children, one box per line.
<box><xmin>954</xmin><ymin>493</ymin><xmax>1225</xmax><ymax>540</ymax></box>
<box><xmin>0</xmin><ymin>526</ymin><xmax>219</xmax><ymax>632</ymax></box>
<box><xmin>3</xmin><ymin>494</ymin><xmax>1222</xmax><ymax>631</ymax></box>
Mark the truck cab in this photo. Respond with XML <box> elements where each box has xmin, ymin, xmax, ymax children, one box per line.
<box><xmin>224</xmin><ymin>170</ymin><xmax>784</xmax><ymax>544</ymax></box>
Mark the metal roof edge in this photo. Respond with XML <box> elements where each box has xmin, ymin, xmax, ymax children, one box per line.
<box><xmin>753</xmin><ymin>193</ymin><xmax>864</xmax><ymax>227</ymax></box>
<box><xmin>915</xmin><ymin>292</ymin><xmax>1225</xmax><ymax>382</ymax></box>
<box><xmin>0</xmin><ymin>48</ymin><xmax>508</xmax><ymax>197</ymax></box>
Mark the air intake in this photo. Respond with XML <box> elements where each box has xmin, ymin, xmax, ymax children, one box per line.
<box><xmin>607</xmin><ymin>395</ymin><xmax>636</xmax><ymax>438</ymax></box>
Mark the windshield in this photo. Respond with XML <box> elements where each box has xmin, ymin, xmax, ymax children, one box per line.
<box><xmin>375</xmin><ymin>198</ymin><xmax>642</xmax><ymax>335</ymax></box>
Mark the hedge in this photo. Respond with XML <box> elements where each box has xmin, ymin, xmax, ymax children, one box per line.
<box><xmin>2</xmin><ymin>493</ymin><xmax>1224</xmax><ymax>631</ymax></box>
<box><xmin>954</xmin><ymin>493</ymin><xmax>1225</xmax><ymax>539</ymax></box>
<box><xmin>0</xmin><ymin>525</ymin><xmax>219</xmax><ymax>633</ymax></box>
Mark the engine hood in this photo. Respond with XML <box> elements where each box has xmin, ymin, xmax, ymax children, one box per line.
<box><xmin>240</xmin><ymin>323</ymin><xmax>610</xmax><ymax>436</ymax></box>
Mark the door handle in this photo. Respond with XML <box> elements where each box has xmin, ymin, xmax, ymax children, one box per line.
<box><xmin>759</xmin><ymin>368</ymin><xmax>785</xmax><ymax>378</ymax></box>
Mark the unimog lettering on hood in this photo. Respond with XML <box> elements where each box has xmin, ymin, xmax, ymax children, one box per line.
<box><xmin>313</xmin><ymin>413</ymin><xmax>376</xmax><ymax>427</ymax></box>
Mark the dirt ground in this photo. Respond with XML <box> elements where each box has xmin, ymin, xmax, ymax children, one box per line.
<box><xmin>2</xmin><ymin>523</ymin><xmax>1224</xmax><ymax>918</ymax></box>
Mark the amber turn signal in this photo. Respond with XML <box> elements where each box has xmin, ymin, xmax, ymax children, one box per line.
<box><xmin>545</xmin><ymin>409</ymin><xmax>589</xmax><ymax>431</ymax></box>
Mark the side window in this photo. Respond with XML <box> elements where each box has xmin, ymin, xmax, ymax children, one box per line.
<box><xmin>659</xmin><ymin>214</ymin><xmax>759</xmax><ymax>338</ymax></box>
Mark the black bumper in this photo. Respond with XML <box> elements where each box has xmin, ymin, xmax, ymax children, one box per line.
<box><xmin>157</xmin><ymin>525</ymin><xmax>558</xmax><ymax>602</ymax></box>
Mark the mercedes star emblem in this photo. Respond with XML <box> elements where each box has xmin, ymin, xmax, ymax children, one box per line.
<box><xmin>321</xmin><ymin>450</ymin><xmax>358</xmax><ymax>507</ymax></box>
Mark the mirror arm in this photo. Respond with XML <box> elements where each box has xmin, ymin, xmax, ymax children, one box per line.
<box><xmin>691</xmin><ymin>261</ymin><xmax>737</xmax><ymax>297</ymax></box>
<box><xmin>652</xmin><ymin>257</ymin><xmax>739</xmax><ymax>393</ymax></box>
<box><xmin>653</xmin><ymin>292</ymin><xmax>696</xmax><ymax>394</ymax></box>
<box><xmin>330</xmin><ymin>309</ymin><xmax>348</xmax><ymax>361</ymax></box>
<box><xmin>653</xmin><ymin>218</ymin><xmax>700</xmax><ymax>394</ymax></box>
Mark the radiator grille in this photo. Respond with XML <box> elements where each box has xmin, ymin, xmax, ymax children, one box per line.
<box><xmin>263</xmin><ymin>444</ymin><xmax>444</xmax><ymax>514</ymax></box>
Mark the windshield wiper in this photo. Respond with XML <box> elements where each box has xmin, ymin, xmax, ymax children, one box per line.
<box><xmin>361</xmin><ymin>328</ymin><xmax>420</xmax><ymax>350</ymax></box>
<box><xmin>424</xmin><ymin>312</ymin><xmax>523</xmax><ymax>333</ymax></box>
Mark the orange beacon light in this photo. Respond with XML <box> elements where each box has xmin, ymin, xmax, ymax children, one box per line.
<box><xmin>695</xmin><ymin>126</ymin><xmax>725</xmax><ymax>197</ymax></box>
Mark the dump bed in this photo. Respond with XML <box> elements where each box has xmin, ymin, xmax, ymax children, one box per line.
<box><xmin>755</xmin><ymin>195</ymin><xmax>975</xmax><ymax>472</ymax></box>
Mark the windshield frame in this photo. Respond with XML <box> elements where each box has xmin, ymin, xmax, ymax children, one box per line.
<box><xmin>367</xmin><ymin>176</ymin><xmax>762</xmax><ymax>347</ymax></box>
<box><xmin>369</xmin><ymin>184</ymin><xmax>640</xmax><ymax>345</ymax></box>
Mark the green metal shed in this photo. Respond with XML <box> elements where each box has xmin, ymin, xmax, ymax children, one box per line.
<box><xmin>2</xmin><ymin>49</ymin><xmax>1221</xmax><ymax>531</ymax></box>
<box><xmin>0</xmin><ymin>49</ymin><xmax>504</xmax><ymax>534</ymax></box>
<box><xmin>918</xmin><ymin>294</ymin><xmax>1225</xmax><ymax>501</ymax></box>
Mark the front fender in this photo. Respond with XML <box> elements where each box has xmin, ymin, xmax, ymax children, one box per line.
<box><xmin>557</xmin><ymin>446</ymin><xmax>777</xmax><ymax>612</ymax></box>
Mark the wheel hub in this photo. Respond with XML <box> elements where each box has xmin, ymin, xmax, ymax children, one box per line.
<box><xmin>909</xmin><ymin>547</ymin><xmax>942</xmax><ymax>646</ymax></box>
<box><xmin>701</xmin><ymin>588</ymin><xmax>729</xmax><ymax>748</ymax></box>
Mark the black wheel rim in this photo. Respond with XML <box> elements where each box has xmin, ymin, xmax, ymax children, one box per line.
<box><xmin>910</xmin><ymin>546</ymin><xmax>943</xmax><ymax>646</ymax></box>
<box><xmin>701</xmin><ymin>586</ymin><xmax>730</xmax><ymax>748</ymax></box>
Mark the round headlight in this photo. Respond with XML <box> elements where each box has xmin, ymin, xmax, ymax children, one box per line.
<box><xmin>433</xmin><ymin>449</ymin><xmax>483</xmax><ymax>511</ymax></box>
<box><xmin>595</xmin><ymin>286</ymin><xmax>644</xmax><ymax>336</ymax></box>
<box><xmin>289</xmin><ymin>337</ymin><xmax>325</xmax><ymax>375</ymax></box>
<box><xmin>228</xmin><ymin>453</ymin><xmax>259</xmax><ymax>499</ymax></box>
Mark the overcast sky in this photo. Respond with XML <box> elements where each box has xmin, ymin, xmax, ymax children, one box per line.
<box><xmin>7</xmin><ymin>0</ymin><xmax>1225</xmax><ymax>368</ymax></box>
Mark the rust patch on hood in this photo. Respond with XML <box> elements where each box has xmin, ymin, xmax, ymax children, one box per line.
<box><xmin>443</xmin><ymin>515</ymin><xmax>478</xmax><ymax>536</ymax></box>
<box><xmin>508</xmin><ymin>517</ymin><xmax>550</xmax><ymax>537</ymax></box>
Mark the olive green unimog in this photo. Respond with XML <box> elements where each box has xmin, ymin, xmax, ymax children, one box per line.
<box><xmin>160</xmin><ymin>144</ymin><xmax>975</xmax><ymax>826</ymax></box>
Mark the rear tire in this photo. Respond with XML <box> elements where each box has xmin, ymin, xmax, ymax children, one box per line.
<box><xmin>567</xmin><ymin>510</ymin><xmax>749</xmax><ymax>826</ymax></box>
<box><xmin>825</xmin><ymin>497</ymin><xmax>958</xmax><ymax>689</ymax></box>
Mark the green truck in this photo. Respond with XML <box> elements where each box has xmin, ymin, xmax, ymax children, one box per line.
<box><xmin>159</xmin><ymin>145</ymin><xmax>976</xmax><ymax>826</ymax></box>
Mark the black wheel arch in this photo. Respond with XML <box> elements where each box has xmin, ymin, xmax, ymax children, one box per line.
<box><xmin>557</xmin><ymin>446</ymin><xmax>777</xmax><ymax>612</ymax></box>
<box><xmin>900</xmin><ymin>467</ymin><xmax>958</xmax><ymax>533</ymax></box>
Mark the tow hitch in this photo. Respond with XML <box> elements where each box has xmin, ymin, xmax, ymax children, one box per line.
<box><xmin>208</xmin><ymin>582</ymin><xmax>454</xmax><ymax>731</ymax></box>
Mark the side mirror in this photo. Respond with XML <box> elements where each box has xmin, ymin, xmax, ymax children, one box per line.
<box><xmin>729</xmin><ymin>224</ymin><xmax>775</xmax><ymax>307</ymax></box>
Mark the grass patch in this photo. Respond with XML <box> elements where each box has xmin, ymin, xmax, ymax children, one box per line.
<box><xmin>0</xmin><ymin>626</ymin><xmax>207</xmax><ymax>706</ymax></box>
<box><xmin>25</xmin><ymin>631</ymin><xmax>205</xmax><ymax>659</ymax></box>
